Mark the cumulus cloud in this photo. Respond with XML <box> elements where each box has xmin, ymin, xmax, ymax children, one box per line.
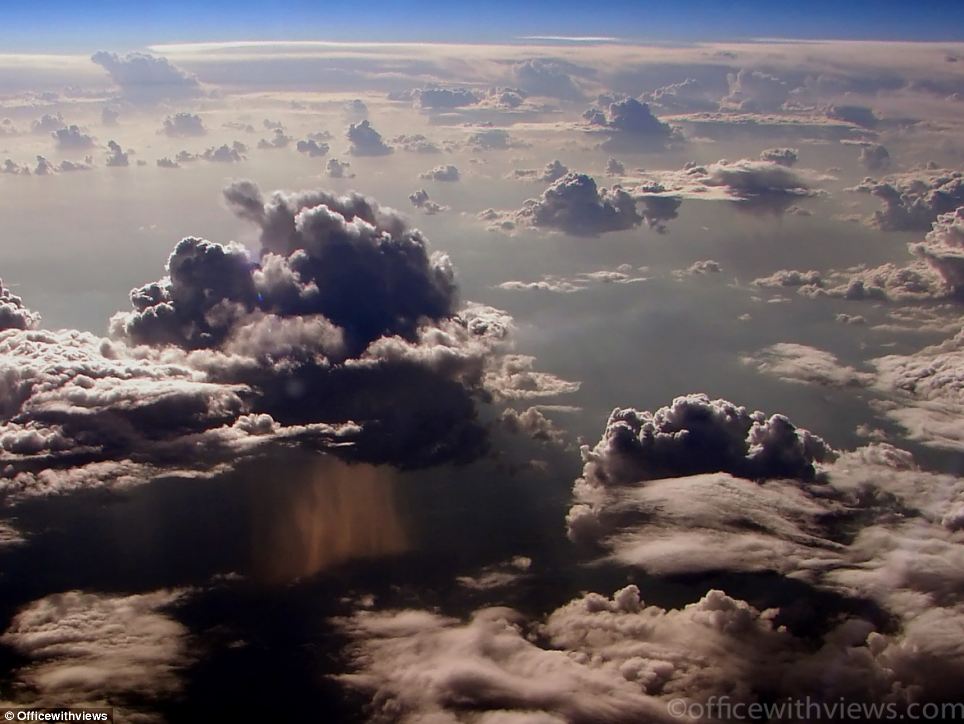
<box><xmin>491</xmin><ymin>172</ymin><xmax>677</xmax><ymax>237</ymax></box>
<box><xmin>4</xmin><ymin>181</ymin><xmax>570</xmax><ymax>484</ymax></box>
<box><xmin>52</xmin><ymin>125</ymin><xmax>95</xmax><ymax>150</ymax></box>
<box><xmin>91</xmin><ymin>51</ymin><xmax>202</xmax><ymax>101</ymax></box>
<box><xmin>582</xmin><ymin>97</ymin><xmax>679</xmax><ymax>150</ymax></box>
<box><xmin>389</xmin><ymin>134</ymin><xmax>441</xmax><ymax>153</ymax></box>
<box><xmin>31</xmin><ymin>113</ymin><xmax>65</xmax><ymax>135</ymax></box>
<box><xmin>105</xmin><ymin>140</ymin><xmax>130</xmax><ymax>167</ymax></box>
<box><xmin>465</xmin><ymin>128</ymin><xmax>529</xmax><ymax>150</ymax></box>
<box><xmin>723</xmin><ymin>68</ymin><xmax>791</xmax><ymax>112</ymax></box>
<box><xmin>759</xmin><ymin>147</ymin><xmax>798</xmax><ymax>166</ymax></box>
<box><xmin>411</xmin><ymin>87</ymin><xmax>481</xmax><ymax>109</ymax></box>
<box><xmin>849</xmin><ymin>168</ymin><xmax>964</xmax><ymax>231</ymax></box>
<box><xmin>325</xmin><ymin>158</ymin><xmax>352</xmax><ymax>178</ymax></box>
<box><xmin>346</xmin><ymin>120</ymin><xmax>392</xmax><ymax>156</ymax></box>
<box><xmin>859</xmin><ymin>144</ymin><xmax>890</xmax><ymax>172</ymax></box>
<box><xmin>0</xmin><ymin>279</ymin><xmax>40</xmax><ymax>331</ymax></box>
<box><xmin>408</xmin><ymin>189</ymin><xmax>447</xmax><ymax>215</ymax></box>
<box><xmin>509</xmin><ymin>159</ymin><xmax>568</xmax><ymax>183</ymax></box>
<box><xmin>160</xmin><ymin>112</ymin><xmax>206</xmax><ymax>137</ymax></box>
<box><xmin>296</xmin><ymin>138</ymin><xmax>329</xmax><ymax>157</ymax></box>
<box><xmin>419</xmin><ymin>164</ymin><xmax>460</xmax><ymax>182</ymax></box>
<box><xmin>512</xmin><ymin>58</ymin><xmax>584</xmax><ymax>100</ymax></box>
<box><xmin>258</xmin><ymin>128</ymin><xmax>293</xmax><ymax>150</ymax></box>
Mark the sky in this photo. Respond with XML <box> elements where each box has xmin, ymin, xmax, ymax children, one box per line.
<box><xmin>1</xmin><ymin>8</ymin><xmax>964</xmax><ymax>724</ymax></box>
<box><xmin>3</xmin><ymin>0</ymin><xmax>964</xmax><ymax>50</ymax></box>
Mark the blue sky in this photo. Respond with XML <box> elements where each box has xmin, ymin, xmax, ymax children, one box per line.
<box><xmin>2</xmin><ymin>0</ymin><xmax>964</xmax><ymax>51</ymax></box>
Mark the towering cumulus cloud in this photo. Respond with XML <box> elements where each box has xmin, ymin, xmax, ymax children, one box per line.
<box><xmin>1</xmin><ymin>183</ymin><xmax>576</xmax><ymax>497</ymax></box>
<box><xmin>91</xmin><ymin>51</ymin><xmax>202</xmax><ymax>101</ymax></box>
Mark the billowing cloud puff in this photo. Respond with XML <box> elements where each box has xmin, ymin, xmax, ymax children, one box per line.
<box><xmin>346</xmin><ymin>120</ymin><xmax>392</xmax><ymax>156</ymax></box>
<box><xmin>52</xmin><ymin>125</ymin><xmax>95</xmax><ymax>150</ymax></box>
<box><xmin>849</xmin><ymin>168</ymin><xmax>964</xmax><ymax>231</ymax></box>
<box><xmin>509</xmin><ymin>159</ymin><xmax>568</xmax><ymax>183</ymax></box>
<box><xmin>497</xmin><ymin>172</ymin><xmax>673</xmax><ymax>237</ymax></box>
<box><xmin>200</xmin><ymin>141</ymin><xmax>247</xmax><ymax>163</ymax></box>
<box><xmin>161</xmin><ymin>112</ymin><xmax>206</xmax><ymax>137</ymax></box>
<box><xmin>0</xmin><ymin>279</ymin><xmax>40</xmax><ymax>331</ymax></box>
<box><xmin>512</xmin><ymin>58</ymin><xmax>584</xmax><ymax>100</ymax></box>
<box><xmin>296</xmin><ymin>138</ymin><xmax>329</xmax><ymax>157</ymax></box>
<box><xmin>859</xmin><ymin>144</ymin><xmax>890</xmax><ymax>172</ymax></box>
<box><xmin>418</xmin><ymin>164</ymin><xmax>460</xmax><ymax>182</ymax></box>
<box><xmin>911</xmin><ymin>206</ymin><xmax>964</xmax><ymax>297</ymax></box>
<box><xmin>630</xmin><ymin>158</ymin><xmax>822</xmax><ymax>216</ymax></box>
<box><xmin>31</xmin><ymin>113</ymin><xmax>65</xmax><ymax>135</ymax></box>
<box><xmin>408</xmin><ymin>189</ymin><xmax>446</xmax><ymax>215</ymax></box>
<box><xmin>411</xmin><ymin>87</ymin><xmax>481</xmax><ymax>109</ymax></box>
<box><xmin>105</xmin><ymin>140</ymin><xmax>130</xmax><ymax>167</ymax></box>
<box><xmin>258</xmin><ymin>128</ymin><xmax>293</xmax><ymax>150</ymax></box>
<box><xmin>217</xmin><ymin>180</ymin><xmax>456</xmax><ymax>350</ymax></box>
<box><xmin>759</xmin><ymin>147</ymin><xmax>798</xmax><ymax>166</ymax></box>
<box><xmin>91</xmin><ymin>51</ymin><xmax>202</xmax><ymax>101</ymax></box>
<box><xmin>583</xmin><ymin>97</ymin><xmax>678</xmax><ymax>150</ymax></box>
<box><xmin>389</xmin><ymin>133</ymin><xmax>440</xmax><ymax>153</ymax></box>
<box><xmin>465</xmin><ymin>128</ymin><xmax>529</xmax><ymax>150</ymax></box>
<box><xmin>326</xmin><ymin>158</ymin><xmax>352</xmax><ymax>178</ymax></box>
<box><xmin>572</xmin><ymin>393</ymin><xmax>833</xmax><ymax>494</ymax></box>
<box><xmin>723</xmin><ymin>68</ymin><xmax>790</xmax><ymax>112</ymax></box>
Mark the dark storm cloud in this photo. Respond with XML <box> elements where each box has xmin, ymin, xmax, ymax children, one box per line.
<box><xmin>0</xmin><ymin>181</ymin><xmax>567</xmax><ymax>482</ymax></box>
<box><xmin>389</xmin><ymin>133</ymin><xmax>441</xmax><ymax>153</ymax></box>
<box><xmin>346</xmin><ymin>119</ymin><xmax>392</xmax><ymax>156</ymax></box>
<box><xmin>160</xmin><ymin>112</ymin><xmax>206</xmax><ymax>137</ymax></box>
<box><xmin>91</xmin><ymin>51</ymin><xmax>202</xmax><ymax>101</ymax></box>
<box><xmin>575</xmin><ymin>393</ymin><xmax>834</xmax><ymax>492</ymax></box>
